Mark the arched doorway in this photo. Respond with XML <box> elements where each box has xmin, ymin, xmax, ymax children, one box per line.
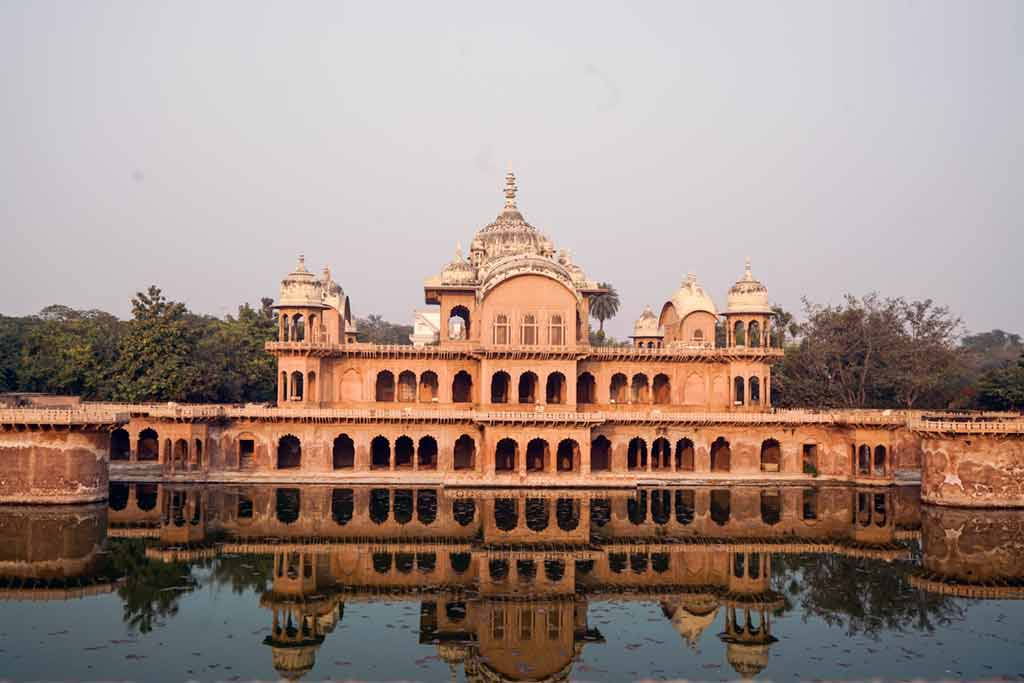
<box><xmin>491</xmin><ymin>372</ymin><xmax>510</xmax><ymax>404</ymax></box>
<box><xmin>277</xmin><ymin>435</ymin><xmax>301</xmax><ymax>469</ymax></box>
<box><xmin>518</xmin><ymin>372</ymin><xmax>538</xmax><ymax>404</ymax></box>
<box><xmin>556</xmin><ymin>439</ymin><xmax>578</xmax><ymax>473</ymax></box>
<box><xmin>375</xmin><ymin>371</ymin><xmax>395</xmax><ymax>402</ymax></box>
<box><xmin>448</xmin><ymin>305</ymin><xmax>470</xmax><ymax>340</ymax></box>
<box><xmin>591</xmin><ymin>436</ymin><xmax>611</xmax><ymax>471</ymax></box>
<box><xmin>526</xmin><ymin>438</ymin><xmax>549</xmax><ymax>472</ymax></box>
<box><xmin>333</xmin><ymin>434</ymin><xmax>354</xmax><ymax>469</ymax></box>
<box><xmin>371</xmin><ymin>436</ymin><xmax>391</xmax><ymax>469</ymax></box>
<box><xmin>610</xmin><ymin>373</ymin><xmax>628</xmax><ymax>403</ymax></box>
<box><xmin>733</xmin><ymin>377</ymin><xmax>744</xmax><ymax>405</ymax></box>
<box><xmin>395</xmin><ymin>436</ymin><xmax>414</xmax><ymax>468</ymax></box>
<box><xmin>545</xmin><ymin>372</ymin><xmax>566</xmax><ymax>404</ymax></box>
<box><xmin>653</xmin><ymin>374</ymin><xmax>671</xmax><ymax>404</ymax></box>
<box><xmin>760</xmin><ymin>439</ymin><xmax>781</xmax><ymax>472</ymax></box>
<box><xmin>290</xmin><ymin>371</ymin><xmax>304</xmax><ymax>401</ymax></box>
<box><xmin>627</xmin><ymin>437</ymin><xmax>647</xmax><ymax>471</ymax></box>
<box><xmin>418</xmin><ymin>436</ymin><xmax>438</xmax><ymax>470</ymax></box>
<box><xmin>631</xmin><ymin>374</ymin><xmax>650</xmax><ymax>403</ymax></box>
<box><xmin>495</xmin><ymin>438</ymin><xmax>517</xmax><ymax>472</ymax></box>
<box><xmin>110</xmin><ymin>428</ymin><xmax>130</xmax><ymax>461</ymax></box>
<box><xmin>419</xmin><ymin>371</ymin><xmax>438</xmax><ymax>402</ymax></box>
<box><xmin>873</xmin><ymin>445</ymin><xmax>887</xmax><ymax>476</ymax></box>
<box><xmin>710</xmin><ymin>437</ymin><xmax>731</xmax><ymax>472</ymax></box>
<box><xmin>652</xmin><ymin>438</ymin><xmax>671</xmax><ymax>470</ymax></box>
<box><xmin>397</xmin><ymin>371</ymin><xmax>417</xmax><ymax>402</ymax></box>
<box><xmin>675</xmin><ymin>438</ymin><xmax>695</xmax><ymax>472</ymax></box>
<box><xmin>137</xmin><ymin>428</ymin><xmax>159</xmax><ymax>462</ymax></box>
<box><xmin>452</xmin><ymin>371</ymin><xmax>473</xmax><ymax>403</ymax></box>
<box><xmin>576</xmin><ymin>372</ymin><xmax>596</xmax><ymax>404</ymax></box>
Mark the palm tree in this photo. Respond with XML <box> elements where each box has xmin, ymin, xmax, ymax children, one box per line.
<box><xmin>590</xmin><ymin>283</ymin><xmax>620</xmax><ymax>334</ymax></box>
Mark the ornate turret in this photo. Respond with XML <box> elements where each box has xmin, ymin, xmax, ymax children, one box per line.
<box><xmin>468</xmin><ymin>170</ymin><xmax>556</xmax><ymax>267</ymax></box>
<box><xmin>440</xmin><ymin>243</ymin><xmax>477</xmax><ymax>286</ymax></box>
<box><xmin>630</xmin><ymin>305</ymin><xmax>664</xmax><ymax>348</ymax></box>
<box><xmin>723</xmin><ymin>259</ymin><xmax>772</xmax><ymax>350</ymax></box>
<box><xmin>727</xmin><ymin>258</ymin><xmax>771</xmax><ymax>314</ymax></box>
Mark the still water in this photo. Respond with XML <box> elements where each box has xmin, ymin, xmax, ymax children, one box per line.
<box><xmin>1</xmin><ymin>483</ymin><xmax>1023</xmax><ymax>682</ymax></box>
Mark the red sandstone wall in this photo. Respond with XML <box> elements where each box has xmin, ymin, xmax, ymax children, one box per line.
<box><xmin>921</xmin><ymin>435</ymin><xmax>1024</xmax><ymax>507</ymax></box>
<box><xmin>0</xmin><ymin>429</ymin><xmax>109</xmax><ymax>503</ymax></box>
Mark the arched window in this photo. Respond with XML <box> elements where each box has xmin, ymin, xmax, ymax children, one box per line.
<box><xmin>749</xmin><ymin>377</ymin><xmax>761</xmax><ymax>405</ymax></box>
<box><xmin>858</xmin><ymin>444</ymin><xmax>871</xmax><ymax>475</ymax></box>
<box><xmin>419</xmin><ymin>371</ymin><xmax>438</xmax><ymax>402</ymax></box>
<box><xmin>653</xmin><ymin>374</ymin><xmax>671</xmax><ymax>404</ymax></box>
<box><xmin>577</xmin><ymin>372</ymin><xmax>596</xmax><ymax>404</ymax></box>
<box><xmin>491</xmin><ymin>371</ymin><xmax>510</xmax><ymax>404</ymax></box>
<box><xmin>306</xmin><ymin>371</ymin><xmax>317</xmax><ymax>402</ymax></box>
<box><xmin>692</xmin><ymin>328</ymin><xmax>704</xmax><ymax>343</ymax></box>
<box><xmin>448</xmin><ymin>306</ymin><xmax>470</xmax><ymax>340</ymax></box>
<box><xmin>281</xmin><ymin>314</ymin><xmax>290</xmax><ymax>341</ymax></box>
<box><xmin>545</xmin><ymin>372</ymin><xmax>566</xmax><ymax>404</ymax></box>
<box><xmin>549</xmin><ymin>313</ymin><xmax>564</xmax><ymax>346</ymax></box>
<box><xmin>749</xmin><ymin>320</ymin><xmax>761</xmax><ymax>347</ymax></box>
<box><xmin>556</xmin><ymin>439</ymin><xmax>578</xmax><ymax>473</ymax></box>
<box><xmin>452</xmin><ymin>370</ymin><xmax>473</xmax><ymax>403</ymax></box>
<box><xmin>591</xmin><ymin>435</ymin><xmax>611</xmax><ymax>471</ymax></box>
<box><xmin>290</xmin><ymin>371</ymin><xmax>304</xmax><ymax>401</ymax></box>
<box><xmin>397</xmin><ymin>371</ymin><xmax>417</xmax><ymax>402</ymax></box>
<box><xmin>453</xmin><ymin>434</ymin><xmax>475</xmax><ymax>470</ymax></box>
<box><xmin>308</xmin><ymin>314</ymin><xmax>318</xmax><ymax>341</ymax></box>
<box><xmin>631</xmin><ymin>374</ymin><xmax>650</xmax><ymax>403</ymax></box>
<box><xmin>371</xmin><ymin>436</ymin><xmax>391</xmax><ymax>469</ymax></box>
<box><xmin>675</xmin><ymin>438</ymin><xmax>695</xmax><ymax>471</ymax></box>
<box><xmin>277</xmin><ymin>435</ymin><xmax>301</xmax><ymax>469</ymax></box>
<box><xmin>518</xmin><ymin>372</ymin><xmax>538</xmax><ymax>404</ymax></box>
<box><xmin>734</xmin><ymin>376</ymin><xmax>745</xmax><ymax>405</ymax></box>
<box><xmin>521</xmin><ymin>313</ymin><xmax>538</xmax><ymax>345</ymax></box>
<box><xmin>292</xmin><ymin>314</ymin><xmax>305</xmax><ymax>342</ymax></box>
<box><xmin>627</xmin><ymin>437</ymin><xmax>647</xmax><ymax>471</ymax></box>
<box><xmin>526</xmin><ymin>439</ymin><xmax>548</xmax><ymax>472</ymax></box>
<box><xmin>493</xmin><ymin>314</ymin><xmax>510</xmax><ymax>345</ymax></box>
<box><xmin>495</xmin><ymin>438</ymin><xmax>517</xmax><ymax>472</ymax></box>
<box><xmin>874</xmin><ymin>445</ymin><xmax>887</xmax><ymax>476</ymax></box>
<box><xmin>375</xmin><ymin>371</ymin><xmax>395</xmax><ymax>402</ymax></box>
<box><xmin>610</xmin><ymin>373</ymin><xmax>628</xmax><ymax>403</ymax></box>
<box><xmin>733</xmin><ymin>320</ymin><xmax>745</xmax><ymax>346</ymax></box>
<box><xmin>335</xmin><ymin>432</ymin><xmax>356</xmax><ymax>471</ymax></box>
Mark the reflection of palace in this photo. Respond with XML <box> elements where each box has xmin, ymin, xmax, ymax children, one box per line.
<box><xmin>110</xmin><ymin>483</ymin><xmax>929</xmax><ymax>680</ymax></box>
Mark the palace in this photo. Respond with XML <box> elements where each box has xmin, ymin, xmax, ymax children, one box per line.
<box><xmin>2</xmin><ymin>172</ymin><xmax>1023</xmax><ymax>505</ymax></box>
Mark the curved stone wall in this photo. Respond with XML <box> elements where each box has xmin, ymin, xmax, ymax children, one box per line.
<box><xmin>0</xmin><ymin>429</ymin><xmax>110</xmax><ymax>504</ymax></box>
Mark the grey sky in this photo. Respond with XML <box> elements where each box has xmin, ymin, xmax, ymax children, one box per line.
<box><xmin>2</xmin><ymin>1</ymin><xmax>1021</xmax><ymax>339</ymax></box>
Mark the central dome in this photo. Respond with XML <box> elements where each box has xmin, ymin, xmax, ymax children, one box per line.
<box><xmin>469</xmin><ymin>170</ymin><xmax>554</xmax><ymax>266</ymax></box>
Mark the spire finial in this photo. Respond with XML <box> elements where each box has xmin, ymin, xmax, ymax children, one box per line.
<box><xmin>296</xmin><ymin>254</ymin><xmax>307</xmax><ymax>272</ymax></box>
<box><xmin>504</xmin><ymin>168</ymin><xmax>518</xmax><ymax>210</ymax></box>
<box><xmin>744</xmin><ymin>257</ymin><xmax>753</xmax><ymax>280</ymax></box>
<box><xmin>455</xmin><ymin>241</ymin><xmax>463</xmax><ymax>260</ymax></box>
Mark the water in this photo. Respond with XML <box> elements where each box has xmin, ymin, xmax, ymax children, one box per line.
<box><xmin>1</xmin><ymin>483</ymin><xmax>1023</xmax><ymax>682</ymax></box>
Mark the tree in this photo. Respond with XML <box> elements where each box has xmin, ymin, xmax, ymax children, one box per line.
<box><xmin>770</xmin><ymin>305</ymin><xmax>799</xmax><ymax>347</ymax></box>
<box><xmin>112</xmin><ymin>286</ymin><xmax>201</xmax><ymax>402</ymax></box>
<box><xmin>357</xmin><ymin>314</ymin><xmax>413</xmax><ymax>345</ymax></box>
<box><xmin>589</xmin><ymin>282</ymin><xmax>620</xmax><ymax>334</ymax></box>
<box><xmin>976</xmin><ymin>354</ymin><xmax>1024</xmax><ymax>410</ymax></box>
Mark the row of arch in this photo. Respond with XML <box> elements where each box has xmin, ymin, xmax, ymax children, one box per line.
<box><xmin>855</xmin><ymin>444</ymin><xmax>890</xmax><ymax>477</ymax></box>
<box><xmin>281</xmin><ymin>370</ymin><xmax>316</xmax><ymax>402</ymax></box>
<box><xmin>275</xmin><ymin>434</ymin><xmax>478</xmax><ymax>471</ymax></box>
<box><xmin>109</xmin><ymin>427</ymin><xmax>160</xmax><ymax>461</ymax></box>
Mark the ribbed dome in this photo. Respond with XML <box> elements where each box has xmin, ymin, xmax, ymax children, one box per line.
<box><xmin>666</xmin><ymin>602</ymin><xmax>718</xmax><ymax>648</ymax></box>
<box><xmin>726</xmin><ymin>642</ymin><xmax>770</xmax><ymax>679</ymax></box>
<box><xmin>440</xmin><ymin>243</ymin><xmax>477</xmax><ymax>286</ymax></box>
<box><xmin>668</xmin><ymin>273</ymin><xmax>719</xmax><ymax>321</ymax></box>
<box><xmin>632</xmin><ymin>305</ymin><xmax>663</xmax><ymax>337</ymax></box>
<box><xmin>468</xmin><ymin>170</ymin><xmax>555</xmax><ymax>267</ymax></box>
<box><xmin>727</xmin><ymin>259</ymin><xmax>771</xmax><ymax>314</ymax></box>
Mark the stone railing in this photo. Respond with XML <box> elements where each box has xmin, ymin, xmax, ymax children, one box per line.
<box><xmin>0</xmin><ymin>408</ymin><xmax>130</xmax><ymax>426</ymax></box>
<box><xmin>908</xmin><ymin>418</ymin><xmax>1024</xmax><ymax>435</ymax></box>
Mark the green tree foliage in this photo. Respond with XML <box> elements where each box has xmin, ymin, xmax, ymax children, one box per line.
<box><xmin>589</xmin><ymin>282</ymin><xmax>620</xmax><ymax>334</ymax></box>
<box><xmin>773</xmin><ymin>294</ymin><xmax>963</xmax><ymax>409</ymax></box>
<box><xmin>975</xmin><ymin>354</ymin><xmax>1024</xmax><ymax>410</ymax></box>
<box><xmin>357</xmin><ymin>314</ymin><xmax>413</xmax><ymax>345</ymax></box>
<box><xmin>17</xmin><ymin>306</ymin><xmax>122</xmax><ymax>398</ymax></box>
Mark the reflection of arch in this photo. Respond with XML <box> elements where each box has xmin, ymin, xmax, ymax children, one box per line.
<box><xmin>556</xmin><ymin>498</ymin><xmax>579</xmax><ymax>531</ymax></box>
<box><xmin>675</xmin><ymin>489</ymin><xmax>695</xmax><ymax>524</ymax></box>
<box><xmin>332</xmin><ymin>488</ymin><xmax>353</xmax><ymax>525</ymax></box>
<box><xmin>450</xmin><ymin>552</ymin><xmax>471</xmax><ymax>573</ymax></box>
<box><xmin>453</xmin><ymin>499</ymin><xmax>476</xmax><ymax>526</ymax></box>
<box><xmin>375</xmin><ymin>371</ymin><xmax>395</xmax><ymax>402</ymax></box>
<box><xmin>277</xmin><ymin>435</ymin><xmax>301</xmax><ymax>469</ymax></box>
<box><xmin>760</xmin><ymin>439</ymin><xmax>781</xmax><ymax>472</ymax></box>
<box><xmin>610</xmin><ymin>373</ymin><xmax>628</xmax><ymax>403</ymax></box>
<box><xmin>491</xmin><ymin>371</ymin><xmax>510</xmax><ymax>404</ymax></box>
<box><xmin>591</xmin><ymin>435</ymin><xmax>611</xmax><ymax>472</ymax></box>
<box><xmin>109</xmin><ymin>482</ymin><xmax>129</xmax><ymax>510</ymax></box>
<box><xmin>333</xmin><ymin>434</ymin><xmax>354</xmax><ymax>469</ymax></box>
<box><xmin>710</xmin><ymin>489</ymin><xmax>731</xmax><ymax>525</ymax></box>
<box><xmin>495</xmin><ymin>438</ymin><xmax>517</xmax><ymax>472</ymax></box>
<box><xmin>276</xmin><ymin>488</ymin><xmax>300</xmax><ymax>524</ymax></box>
<box><xmin>453</xmin><ymin>434</ymin><xmax>476</xmax><ymax>470</ymax></box>
<box><xmin>452</xmin><ymin>370</ymin><xmax>473</xmax><ymax>403</ymax></box>
<box><xmin>576</xmin><ymin>372</ymin><xmax>596</xmax><ymax>404</ymax></box>
<box><xmin>710</xmin><ymin>437</ymin><xmax>731</xmax><ymax>472</ymax></box>
<box><xmin>545</xmin><ymin>372</ymin><xmax>566</xmax><ymax>404</ymax></box>
<box><xmin>627</xmin><ymin>437</ymin><xmax>647</xmax><ymax>470</ymax></box>
<box><xmin>761</xmin><ymin>490</ymin><xmax>781</xmax><ymax>525</ymax></box>
<box><xmin>494</xmin><ymin>498</ymin><xmax>518</xmax><ymax>531</ymax></box>
<box><xmin>526</xmin><ymin>438</ymin><xmax>549</xmax><ymax>472</ymax></box>
<box><xmin>370</xmin><ymin>489</ymin><xmax>390</xmax><ymax>524</ymax></box>
<box><xmin>526</xmin><ymin>498</ymin><xmax>549</xmax><ymax>531</ymax></box>
<box><xmin>556</xmin><ymin>439</ymin><xmax>579</xmax><ymax>473</ymax></box>
<box><xmin>518</xmin><ymin>372</ymin><xmax>538</xmax><ymax>404</ymax></box>
<box><xmin>675</xmin><ymin>438</ymin><xmax>695</xmax><ymax>471</ymax></box>
<box><xmin>371</xmin><ymin>436</ymin><xmax>391</xmax><ymax>469</ymax></box>
<box><xmin>340</xmin><ymin>369</ymin><xmax>362</xmax><ymax>402</ymax></box>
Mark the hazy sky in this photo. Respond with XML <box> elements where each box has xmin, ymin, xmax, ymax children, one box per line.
<box><xmin>2</xmin><ymin>1</ymin><xmax>1021</xmax><ymax>338</ymax></box>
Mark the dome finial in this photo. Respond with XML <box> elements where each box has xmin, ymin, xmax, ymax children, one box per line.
<box><xmin>744</xmin><ymin>257</ymin><xmax>752</xmax><ymax>280</ymax></box>
<box><xmin>296</xmin><ymin>254</ymin><xmax>307</xmax><ymax>272</ymax></box>
<box><xmin>504</xmin><ymin>167</ymin><xmax>518</xmax><ymax>210</ymax></box>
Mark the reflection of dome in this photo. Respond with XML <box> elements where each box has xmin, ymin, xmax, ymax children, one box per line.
<box><xmin>663</xmin><ymin>600</ymin><xmax>719</xmax><ymax>649</ymax></box>
<box><xmin>441</xmin><ymin>244</ymin><xmax>478</xmax><ymax>285</ymax></box>
<box><xmin>667</xmin><ymin>273</ymin><xmax>718</xmax><ymax>320</ymax></box>
<box><xmin>726</xmin><ymin>259</ymin><xmax>771</xmax><ymax>314</ymax></box>
<box><xmin>632</xmin><ymin>305</ymin><xmax>663</xmax><ymax>338</ymax></box>
<box><xmin>469</xmin><ymin>171</ymin><xmax>555</xmax><ymax>267</ymax></box>
<box><xmin>268</xmin><ymin>643</ymin><xmax>322</xmax><ymax>681</ymax></box>
<box><xmin>437</xmin><ymin>642</ymin><xmax>469</xmax><ymax>664</ymax></box>
<box><xmin>726</xmin><ymin>642</ymin><xmax>770</xmax><ymax>679</ymax></box>
<box><xmin>279</xmin><ymin>255</ymin><xmax>323</xmax><ymax>307</ymax></box>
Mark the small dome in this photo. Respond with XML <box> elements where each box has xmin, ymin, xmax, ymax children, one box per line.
<box><xmin>632</xmin><ymin>305</ymin><xmax>663</xmax><ymax>338</ymax></box>
<box><xmin>279</xmin><ymin>255</ymin><xmax>323</xmax><ymax>307</ymax></box>
<box><xmin>668</xmin><ymin>273</ymin><xmax>719</xmax><ymax>321</ymax></box>
<box><xmin>727</xmin><ymin>259</ymin><xmax>771</xmax><ymax>314</ymax></box>
<box><xmin>440</xmin><ymin>243</ymin><xmax>477</xmax><ymax>285</ymax></box>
